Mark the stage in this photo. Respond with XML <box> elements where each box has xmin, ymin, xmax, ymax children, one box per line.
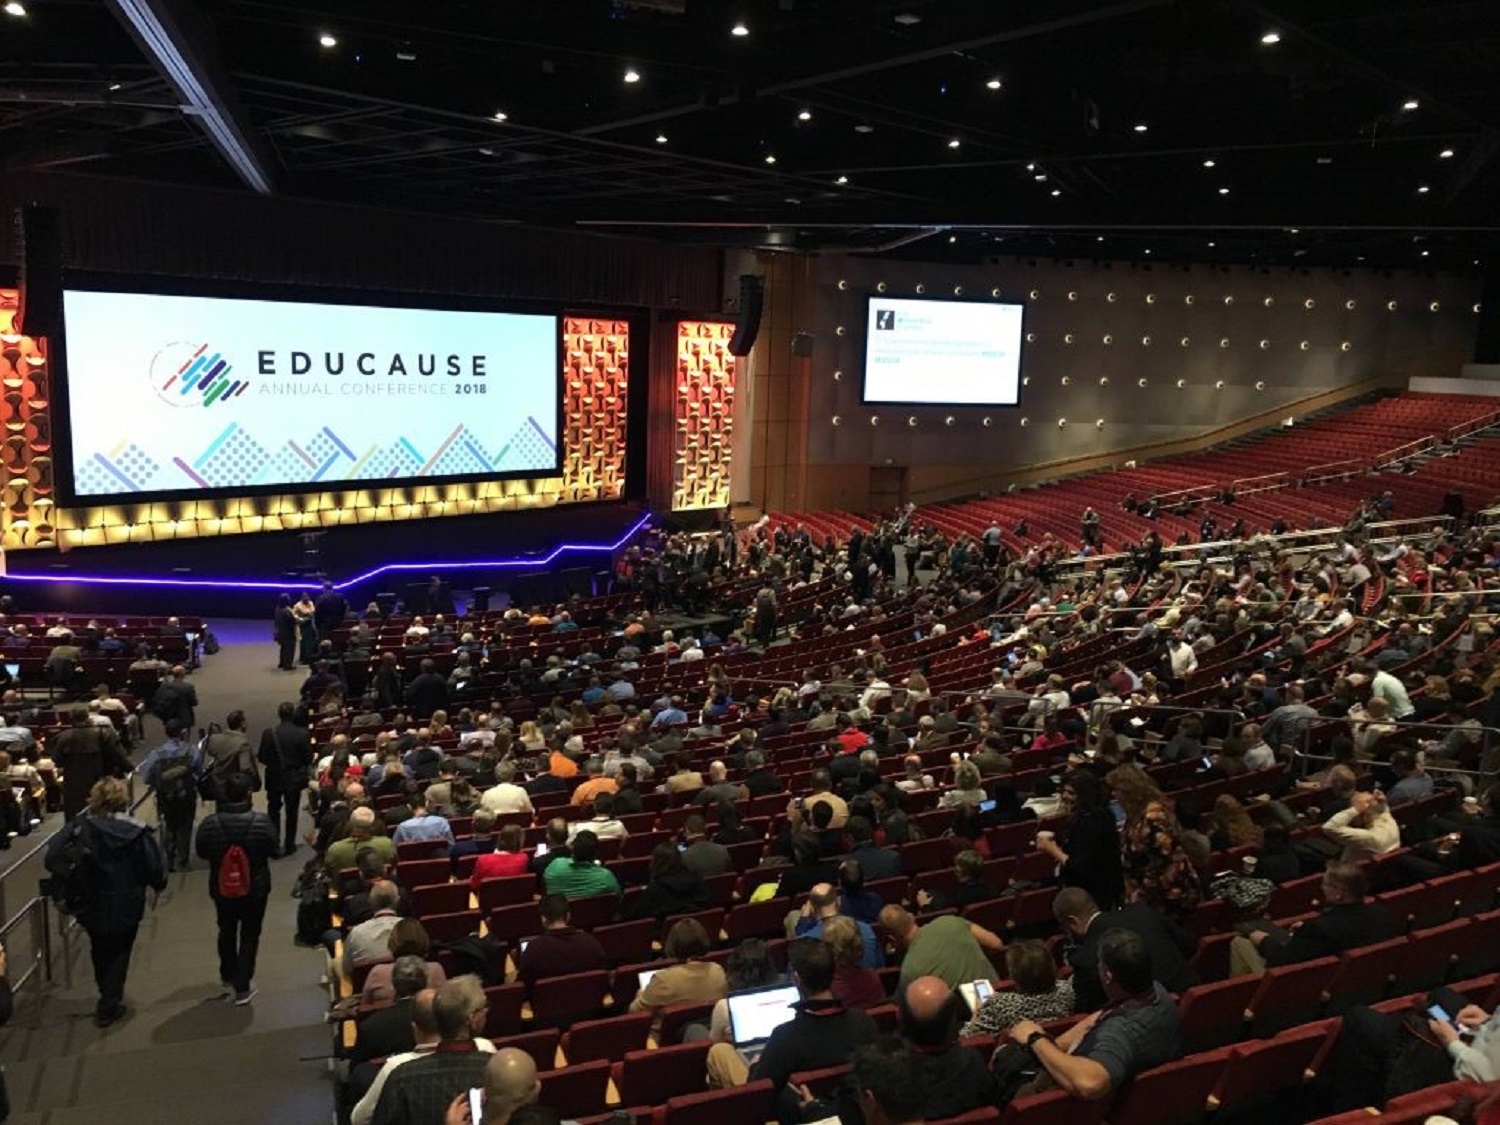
<box><xmin>0</xmin><ymin>500</ymin><xmax>651</xmax><ymax>619</ymax></box>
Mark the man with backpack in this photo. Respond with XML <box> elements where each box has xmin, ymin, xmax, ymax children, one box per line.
<box><xmin>199</xmin><ymin>710</ymin><xmax>260</xmax><ymax>804</ymax></box>
<box><xmin>149</xmin><ymin>665</ymin><xmax>198</xmax><ymax>732</ymax></box>
<box><xmin>52</xmin><ymin>705</ymin><xmax>133</xmax><ymax>820</ymax></box>
<box><xmin>138</xmin><ymin>719</ymin><xmax>201</xmax><ymax>872</ymax></box>
<box><xmin>195</xmin><ymin>772</ymin><xmax>277</xmax><ymax>1005</ymax></box>
<box><xmin>258</xmin><ymin>701</ymin><xmax>314</xmax><ymax>858</ymax></box>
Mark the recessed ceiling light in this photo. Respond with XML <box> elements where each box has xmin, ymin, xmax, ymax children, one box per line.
<box><xmin>986</xmin><ymin>77</ymin><xmax>1002</xmax><ymax>90</ymax></box>
<box><xmin>854</xmin><ymin>124</ymin><xmax>874</xmax><ymax>134</ymax></box>
<box><xmin>1218</xmin><ymin>186</ymin><xmax>1230</xmax><ymax>195</ymax></box>
<box><xmin>318</xmin><ymin>33</ymin><xmax>338</xmax><ymax>48</ymax></box>
<box><xmin>893</xmin><ymin>11</ymin><xmax>921</xmax><ymax>24</ymax></box>
<box><xmin>3</xmin><ymin>1</ymin><xmax>26</xmax><ymax>15</ymax></box>
<box><xmin>1050</xmin><ymin>189</ymin><xmax>1061</xmax><ymax>197</ymax></box>
<box><xmin>948</xmin><ymin>235</ymin><xmax>957</xmax><ymax>243</ymax></box>
<box><xmin>731</xmin><ymin>21</ymin><xmax>749</xmax><ymax>36</ymax></box>
<box><xmin>1317</xmin><ymin>156</ymin><xmax>1333</xmax><ymax>164</ymax></box>
<box><xmin>1418</xmin><ymin>184</ymin><xmax>1430</xmax><ymax>194</ymax></box>
<box><xmin>655</xmin><ymin>133</ymin><xmax>668</xmax><ymax>144</ymax></box>
<box><xmin>1402</xmin><ymin>98</ymin><xmax>1419</xmax><ymax>111</ymax></box>
<box><xmin>624</xmin><ymin>69</ymin><xmax>641</xmax><ymax>84</ymax></box>
<box><xmin>1208</xmin><ymin>241</ymin><xmax>1216</xmax><ymax>247</ymax></box>
<box><xmin>492</xmin><ymin>110</ymin><xmax>508</xmax><ymax>122</ymax></box>
<box><xmin>948</xmin><ymin>138</ymin><xmax>962</xmax><ymax>149</ymax></box>
<box><xmin>1261</xmin><ymin>30</ymin><xmax>1282</xmax><ymax>44</ymax></box>
<box><xmin>764</xmin><ymin>154</ymin><xmax>777</xmax><ymax>164</ymax></box>
<box><xmin>1034</xmin><ymin>173</ymin><xmax>1047</xmax><ymax>182</ymax></box>
<box><xmin>1202</xmin><ymin>158</ymin><xmax>1216</xmax><ymax>168</ymax></box>
<box><xmin>478</xmin><ymin>147</ymin><xmax>495</xmax><ymax>156</ymax></box>
<box><xmin>107</xmin><ymin>82</ymin><xmax>123</xmax><ymax>92</ymax></box>
<box><xmin>1144</xmin><ymin>248</ymin><xmax>1152</xmax><ymax>254</ymax></box>
<box><xmin>1439</xmin><ymin>148</ymin><xmax>1455</xmax><ymax>159</ymax></box>
<box><xmin>1421</xmin><ymin>249</ymin><xmax>1430</xmax><ymax>257</ymax></box>
<box><xmin>395</xmin><ymin>48</ymin><xmax>417</xmax><ymax>62</ymax></box>
<box><xmin>834</xmin><ymin>175</ymin><xmax>848</xmax><ymax>185</ymax></box>
<box><xmin>797</xmin><ymin>109</ymin><xmax>812</xmax><ymax>122</ymax></box>
<box><xmin>1133</xmin><ymin>122</ymin><xmax>1148</xmax><ymax>133</ymax></box>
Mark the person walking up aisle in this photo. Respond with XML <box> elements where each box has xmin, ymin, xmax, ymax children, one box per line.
<box><xmin>195</xmin><ymin>772</ymin><xmax>278</xmax><ymax>1005</ymax></box>
<box><xmin>137</xmin><ymin>718</ymin><xmax>201</xmax><ymax>872</ymax></box>
<box><xmin>259</xmin><ymin>701</ymin><xmax>313</xmax><ymax>858</ymax></box>
<box><xmin>45</xmin><ymin>777</ymin><xmax>168</xmax><ymax>1027</ymax></box>
<box><xmin>199</xmin><ymin>710</ymin><xmax>261</xmax><ymax>805</ymax></box>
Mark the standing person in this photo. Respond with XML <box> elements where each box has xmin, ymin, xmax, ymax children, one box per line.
<box><xmin>293</xmin><ymin>592</ymin><xmax>319</xmax><ymax>665</ymax></box>
<box><xmin>314</xmin><ymin>580</ymin><xmax>349</xmax><ymax>643</ymax></box>
<box><xmin>195</xmin><ymin>773</ymin><xmax>277</xmax><ymax>1004</ymax></box>
<box><xmin>199</xmin><ymin>710</ymin><xmax>261</xmax><ymax>804</ymax></box>
<box><xmin>259</xmin><ymin>701</ymin><xmax>313</xmax><ymax>858</ymax></box>
<box><xmin>138</xmin><ymin>718</ymin><xmax>201</xmax><ymax>872</ymax></box>
<box><xmin>150</xmin><ymin>665</ymin><xmax>199</xmax><ymax>734</ymax></box>
<box><xmin>53</xmin><ymin>705</ymin><xmax>133</xmax><ymax>820</ymax></box>
<box><xmin>274</xmin><ymin>594</ymin><xmax>298</xmax><ymax>671</ymax></box>
<box><xmin>46</xmin><ymin>777</ymin><xmax>167</xmax><ymax>1027</ymax></box>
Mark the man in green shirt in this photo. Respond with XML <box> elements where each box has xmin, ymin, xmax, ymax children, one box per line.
<box><xmin>879</xmin><ymin>904</ymin><xmax>1004</xmax><ymax>989</ymax></box>
<box><xmin>324</xmin><ymin>806</ymin><xmax>396</xmax><ymax>876</ymax></box>
<box><xmin>542</xmin><ymin>829</ymin><xmax>621</xmax><ymax>900</ymax></box>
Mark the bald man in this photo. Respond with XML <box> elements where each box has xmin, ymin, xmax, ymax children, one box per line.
<box><xmin>879</xmin><ymin>904</ymin><xmax>1002</xmax><ymax>990</ymax></box>
<box><xmin>445</xmin><ymin>1047</ymin><xmax>540</xmax><ymax>1125</ymax></box>
<box><xmin>898</xmin><ymin>976</ymin><xmax>997</xmax><ymax>1118</ymax></box>
<box><xmin>353</xmin><ymin>989</ymin><xmax>450</xmax><ymax>1125</ymax></box>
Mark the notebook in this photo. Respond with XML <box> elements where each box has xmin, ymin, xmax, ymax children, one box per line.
<box><xmin>726</xmin><ymin>984</ymin><xmax>800</xmax><ymax>1063</ymax></box>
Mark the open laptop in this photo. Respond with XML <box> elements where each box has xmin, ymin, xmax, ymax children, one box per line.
<box><xmin>726</xmin><ymin>984</ymin><xmax>800</xmax><ymax>1064</ymax></box>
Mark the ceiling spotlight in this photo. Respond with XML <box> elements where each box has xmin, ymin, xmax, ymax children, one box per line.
<box><xmin>1133</xmin><ymin>123</ymin><xmax>1149</xmax><ymax>133</ymax></box>
<box><xmin>731</xmin><ymin>21</ymin><xmax>749</xmax><ymax>36</ymax></box>
<box><xmin>854</xmin><ymin>123</ymin><xmax>874</xmax><ymax>134</ymax></box>
<box><xmin>1418</xmin><ymin>184</ymin><xmax>1431</xmax><ymax>194</ymax></box>
<box><xmin>1439</xmin><ymin>148</ymin><xmax>1455</xmax><ymax>159</ymax></box>
<box><xmin>1051</xmin><ymin>189</ymin><xmax>1061</xmax><ymax>197</ymax></box>
<box><xmin>1034</xmin><ymin>173</ymin><xmax>1048</xmax><ymax>181</ymax></box>
<box><xmin>655</xmin><ymin>133</ymin><xmax>668</xmax><ymax>144</ymax></box>
<box><xmin>948</xmin><ymin>138</ymin><xmax>962</xmax><ymax>149</ymax></box>
<box><xmin>107</xmin><ymin>82</ymin><xmax>123</xmax><ymax>92</ymax></box>
<box><xmin>318</xmin><ymin>32</ymin><xmax>338</xmax><ymax>48</ymax></box>
<box><xmin>624</xmin><ymin>69</ymin><xmax>641</xmax><ymax>84</ymax></box>
<box><xmin>1421</xmin><ymin>250</ymin><xmax>1430</xmax><ymax>257</ymax></box>
<box><xmin>1218</xmin><ymin>186</ymin><xmax>1230</xmax><ymax>195</ymax></box>
<box><xmin>1026</xmin><ymin>163</ymin><xmax>1036</xmax><ymax>172</ymax></box>
<box><xmin>835</xmin><ymin>175</ymin><xmax>849</xmax><ymax>185</ymax></box>
<box><xmin>1402</xmin><ymin>98</ymin><xmax>1419</xmax><ymax>111</ymax></box>
<box><xmin>948</xmin><ymin>235</ymin><xmax>956</xmax><ymax>244</ymax></box>
<box><xmin>492</xmin><ymin>110</ymin><xmax>509</xmax><ymax>122</ymax></box>
<box><xmin>1143</xmin><ymin>248</ymin><xmax>1152</xmax><ymax>255</ymax></box>
<box><xmin>764</xmin><ymin>154</ymin><xmax>777</xmax><ymax>164</ymax></box>
<box><xmin>1202</xmin><ymin>158</ymin><xmax>1216</xmax><ymax>168</ymax></box>
<box><xmin>1260</xmin><ymin>30</ymin><xmax>1282</xmax><ymax>44</ymax></box>
<box><xmin>3</xmin><ymin>1</ymin><xmax>26</xmax><ymax>14</ymax></box>
<box><xmin>797</xmin><ymin>109</ymin><xmax>812</xmax><ymax>121</ymax></box>
<box><xmin>893</xmin><ymin>12</ymin><xmax>921</xmax><ymax>25</ymax></box>
<box><xmin>395</xmin><ymin>48</ymin><xmax>417</xmax><ymax>61</ymax></box>
<box><xmin>986</xmin><ymin>77</ymin><xmax>1003</xmax><ymax>90</ymax></box>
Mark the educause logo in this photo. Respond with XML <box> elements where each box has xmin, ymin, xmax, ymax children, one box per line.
<box><xmin>151</xmin><ymin>341</ymin><xmax>250</xmax><ymax>407</ymax></box>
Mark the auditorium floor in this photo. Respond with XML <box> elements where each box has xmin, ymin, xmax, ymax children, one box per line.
<box><xmin>0</xmin><ymin>621</ymin><xmax>335</xmax><ymax>1124</ymax></box>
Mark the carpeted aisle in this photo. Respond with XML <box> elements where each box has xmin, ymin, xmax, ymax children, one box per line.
<box><xmin>0</xmin><ymin>619</ymin><xmax>336</xmax><ymax>1124</ymax></box>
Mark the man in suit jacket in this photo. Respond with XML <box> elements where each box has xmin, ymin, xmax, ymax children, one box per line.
<box><xmin>350</xmin><ymin>956</ymin><xmax>429</xmax><ymax>1068</ymax></box>
<box><xmin>1229</xmin><ymin>861</ymin><xmax>1396</xmax><ymax>976</ymax></box>
<box><xmin>259</xmin><ymin>701</ymin><xmax>313</xmax><ymax>857</ymax></box>
<box><xmin>1054</xmin><ymin>886</ymin><xmax>1199</xmax><ymax>1012</ymax></box>
<box><xmin>842</xmin><ymin>816</ymin><xmax>904</xmax><ymax>882</ymax></box>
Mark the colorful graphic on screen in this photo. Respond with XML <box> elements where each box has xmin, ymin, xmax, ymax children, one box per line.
<box><xmin>60</xmin><ymin>289</ymin><xmax>561</xmax><ymax>499</ymax></box>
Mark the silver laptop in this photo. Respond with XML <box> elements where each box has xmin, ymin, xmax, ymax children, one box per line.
<box><xmin>727</xmin><ymin>984</ymin><xmax>800</xmax><ymax>1064</ymax></box>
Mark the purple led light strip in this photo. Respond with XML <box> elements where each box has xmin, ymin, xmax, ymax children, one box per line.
<box><xmin>2</xmin><ymin>513</ymin><xmax>652</xmax><ymax>592</ymax></box>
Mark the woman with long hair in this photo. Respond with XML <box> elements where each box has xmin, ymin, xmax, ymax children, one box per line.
<box><xmin>1034</xmin><ymin>769</ymin><xmax>1122</xmax><ymax>909</ymax></box>
<box><xmin>702</xmin><ymin>939</ymin><xmax>783</xmax><ymax>1042</ymax></box>
<box><xmin>1209</xmin><ymin>794</ymin><xmax>1262</xmax><ymax>850</ymax></box>
<box><xmin>1107</xmin><ymin>763</ymin><xmax>1203</xmax><ymax>917</ymax></box>
<box><xmin>626</xmin><ymin>842</ymin><xmax>709</xmax><ymax>920</ymax></box>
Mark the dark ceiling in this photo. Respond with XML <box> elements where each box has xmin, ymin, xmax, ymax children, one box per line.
<box><xmin>2</xmin><ymin>0</ymin><xmax>1499</xmax><ymax>269</ymax></box>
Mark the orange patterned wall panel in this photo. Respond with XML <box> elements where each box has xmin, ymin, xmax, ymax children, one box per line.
<box><xmin>0</xmin><ymin>292</ymin><xmax>628</xmax><ymax>550</ymax></box>
<box><xmin>673</xmin><ymin>320</ymin><xmax>735</xmax><ymax>511</ymax></box>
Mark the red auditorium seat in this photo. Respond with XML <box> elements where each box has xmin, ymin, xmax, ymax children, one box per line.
<box><xmin>1324</xmin><ymin>938</ymin><xmax>1409</xmax><ymax>1013</ymax></box>
<box><xmin>657</xmin><ymin>999</ymin><xmax>719</xmax><ymax>1045</ymax></box>
<box><xmin>561</xmin><ymin>1010</ymin><xmax>653</xmax><ymax>1064</ymax></box>
<box><xmin>1456</xmin><ymin>861</ymin><xmax>1500</xmax><ymax>918</ymax></box>
<box><xmin>482</xmin><ymin>982</ymin><xmax>526</xmax><ymax>1038</ymax></box>
<box><xmin>659</xmin><ymin>1079</ymin><xmax>776</xmax><ymax>1125</ymax></box>
<box><xmin>1453</xmin><ymin>908</ymin><xmax>1500</xmax><ymax>979</ymax></box>
<box><xmin>1392</xmin><ymin>919</ymin><xmax>1467</xmax><ymax>994</ymax></box>
<box><xmin>569</xmin><ymin>893</ymin><xmax>623</xmax><ymax>931</ymax></box>
<box><xmin>929</xmin><ymin>1109</ymin><xmax>1000</xmax><ymax>1125</ymax></box>
<box><xmin>410</xmin><ymin>881</ymin><xmax>469</xmax><ymax>917</ymax></box>
<box><xmin>1177</xmin><ymin>976</ymin><xmax>1259</xmax><ymax>1053</ymax></box>
<box><xmin>1378</xmin><ymin>1079</ymin><xmax>1486</xmax><ymax>1124</ymax></box>
<box><xmin>594</xmin><ymin>918</ymin><xmax>657</xmax><ymax>965</ymax></box>
<box><xmin>614</xmin><ymin>1041</ymin><xmax>714</xmax><ymax>1107</ymax></box>
<box><xmin>537</xmin><ymin>1060</ymin><xmax>612</xmax><ymax>1118</ymax></box>
<box><xmin>477</xmin><ymin>874</ymin><xmax>537</xmax><ymax>913</ymax></box>
<box><xmin>531</xmin><ymin>969</ymin><xmax>609</xmax><ymax>1025</ymax></box>
<box><xmin>1188</xmin><ymin>932</ymin><xmax>1237</xmax><ymax>983</ymax></box>
<box><xmin>663</xmin><ymin>908</ymin><xmax>726</xmax><ymax>942</ymax></box>
<box><xmin>1209</xmin><ymin>1019</ymin><xmax>1336</xmax><ymax>1115</ymax></box>
<box><xmin>1245</xmin><ymin>956</ymin><xmax>1338</xmax><ymax>1036</ymax></box>
<box><xmin>396</xmin><ymin>840</ymin><xmax>451</xmax><ymax>862</ymax></box>
<box><xmin>420</xmin><ymin>909</ymin><xmax>482</xmax><ymax>944</ymax></box>
<box><xmin>1107</xmin><ymin>1049</ymin><xmax>1229</xmax><ymax>1125</ymax></box>
<box><xmin>488</xmin><ymin>902</ymin><xmax>542</xmax><ymax>946</ymax></box>
<box><xmin>996</xmin><ymin>1088</ymin><xmax>1109</xmax><ymax>1125</ymax></box>
<box><xmin>723</xmin><ymin>899</ymin><xmax>789</xmax><ymax>943</ymax></box>
<box><xmin>395</xmin><ymin>857</ymin><xmax>450</xmax><ymax>888</ymax></box>
<box><xmin>787</xmin><ymin>1063</ymin><xmax>851</xmax><ymax>1099</ymax></box>
<box><xmin>492</xmin><ymin>1027</ymin><xmax>560</xmax><ymax>1072</ymax></box>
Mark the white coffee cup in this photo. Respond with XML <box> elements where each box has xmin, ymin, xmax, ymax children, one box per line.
<box><xmin>1243</xmin><ymin>856</ymin><xmax>1258</xmax><ymax>875</ymax></box>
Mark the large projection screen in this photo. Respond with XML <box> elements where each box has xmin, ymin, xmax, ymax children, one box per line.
<box><xmin>57</xmin><ymin>288</ymin><xmax>562</xmax><ymax>502</ymax></box>
<box><xmin>862</xmin><ymin>296</ymin><xmax>1025</xmax><ymax>406</ymax></box>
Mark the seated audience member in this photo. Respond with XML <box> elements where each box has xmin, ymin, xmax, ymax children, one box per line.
<box><xmin>567</xmin><ymin>791</ymin><xmax>627</xmax><ymax>842</ymax></box>
<box><xmin>792</xmin><ymin>882</ymin><xmax>882</xmax><ymax>968</ymax></box>
<box><xmin>1005</xmin><ymin>928</ymin><xmax>1182</xmax><ymax>1102</ymax></box>
<box><xmin>528</xmin><ymin>819</ymin><xmax>570</xmax><ymax>879</ymax></box>
<box><xmin>1229</xmin><ymin>860</ymin><xmax>1396</xmax><ymax>976</ymax></box>
<box><xmin>844</xmin><ymin>1038</ymin><xmax>928</xmax><ymax>1125</ymax></box>
<box><xmin>344</xmin><ymin>880</ymin><xmax>404</xmax><ymax>976</ymax></box>
<box><xmin>1327</xmin><ymin>987</ymin><xmax>1500</xmax><ymax>1111</ymax></box>
<box><xmin>350</xmin><ymin>989</ymin><xmax>453</xmax><ymax>1125</ymax></box>
<box><xmin>740</xmin><ymin>750</ymin><xmax>785</xmax><ymax>797</ymax></box>
<box><xmin>611</xmin><ymin>761</ymin><xmax>644</xmax><ymax>815</ymax></box>
<box><xmin>960</xmin><ymin>939</ymin><xmax>1075</xmax><ymax>1036</ymax></box>
<box><xmin>705</xmin><ymin>938</ymin><xmax>877</xmax><ymax>1125</ymax></box>
<box><xmin>1253</xmin><ymin>822</ymin><xmax>1303</xmax><ymax>884</ymax></box>
<box><xmin>693</xmin><ymin>760</ymin><xmax>741</xmax><ymax>806</ymax></box>
<box><xmin>790</xmin><ymin>768</ymin><xmax>849</xmax><ymax>831</ymax></box>
<box><xmin>630</xmin><ymin>918</ymin><xmax>727</xmax><ymax>1017</ymax></box>
<box><xmin>570</xmin><ymin>757</ymin><xmax>617</xmax><ymax>808</ymax></box>
<box><xmin>1385</xmin><ymin>748</ymin><xmax>1434</xmax><ymax>806</ymax></box>
<box><xmin>916</xmin><ymin>849</ymin><xmax>1001</xmax><ymax>912</ymax></box>
<box><xmin>842</xmin><ymin>815</ymin><xmax>903</xmax><ymax>882</ymax></box>
<box><xmin>662</xmin><ymin>754</ymin><xmax>705</xmax><ymax>796</ymax></box>
<box><xmin>369</xmin><ymin>975</ymin><xmax>492</xmax><ymax>1125</ymax></box>
<box><xmin>700</xmin><ymin>939</ymin><xmax>784</xmax><ymax>1043</ymax></box>
<box><xmin>627</xmin><ymin>842</ymin><xmax>709</xmax><ymax>919</ymax></box>
<box><xmin>1053</xmin><ymin>886</ymin><xmax>1198</xmax><ymax>1013</ymax></box>
<box><xmin>450</xmin><ymin>807</ymin><xmax>500</xmax><ymax>863</ymax></box>
<box><xmin>360</xmin><ymin>918</ymin><xmax>447</xmax><ymax>1006</ymax></box>
<box><xmin>679</xmin><ymin>814</ymin><xmax>731</xmax><ymax>878</ymax></box>
<box><xmin>894</xmin><ymin>754</ymin><xmax>934</xmax><ymax>793</ymax></box>
<box><xmin>480</xmin><ymin>761</ymin><xmax>534</xmax><ymax>816</ymax></box>
<box><xmin>939</xmin><ymin>761</ymin><xmax>987</xmax><ymax>809</ymax></box>
<box><xmin>834</xmin><ymin>859</ymin><xmax>882</xmax><ymax>925</ymax></box>
<box><xmin>390</xmin><ymin>792</ymin><xmax>456</xmax><ymax>850</ymax></box>
<box><xmin>349</xmin><ymin>955</ymin><xmax>429</xmax><ymax>1069</ymax></box>
<box><xmin>713</xmin><ymin>803</ymin><xmax>759</xmax><ymax>846</ymax></box>
<box><xmin>515</xmin><ymin>895</ymin><xmax>606</xmax><ymax>995</ymax></box>
<box><xmin>1402</xmin><ymin>782</ymin><xmax>1500</xmax><ymax>880</ymax></box>
<box><xmin>823</xmin><ymin>915</ymin><xmax>885</xmax><ymax>1008</ymax></box>
<box><xmin>541</xmin><ymin>830</ymin><xmax>621</xmax><ymax>900</ymax></box>
<box><xmin>442</xmin><ymin>1047</ymin><xmax>546</xmax><ymax>1125</ymax></box>
<box><xmin>469</xmin><ymin>824</ymin><xmax>530</xmax><ymax>891</ymax></box>
<box><xmin>896</xmin><ymin>976</ymin><xmax>997</xmax><ymax>1119</ymax></box>
<box><xmin>1322</xmin><ymin>789</ymin><xmax>1400</xmax><ymax>862</ymax></box>
<box><xmin>325</xmin><ymin>806</ymin><xmax>395</xmax><ymax>876</ymax></box>
<box><xmin>879</xmin><ymin>905</ymin><xmax>1004</xmax><ymax>990</ymax></box>
<box><xmin>342</xmin><ymin>847</ymin><xmax>414</xmax><ymax>926</ymax></box>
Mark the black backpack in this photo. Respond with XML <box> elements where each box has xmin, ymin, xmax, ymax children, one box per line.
<box><xmin>155</xmin><ymin>752</ymin><xmax>197</xmax><ymax>812</ymax></box>
<box><xmin>44</xmin><ymin>818</ymin><xmax>100</xmax><ymax>916</ymax></box>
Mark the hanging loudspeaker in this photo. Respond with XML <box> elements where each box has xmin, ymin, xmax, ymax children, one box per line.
<box><xmin>728</xmin><ymin>274</ymin><xmax>763</xmax><ymax>356</ymax></box>
<box><xmin>16</xmin><ymin>204</ymin><xmax>63</xmax><ymax>339</ymax></box>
